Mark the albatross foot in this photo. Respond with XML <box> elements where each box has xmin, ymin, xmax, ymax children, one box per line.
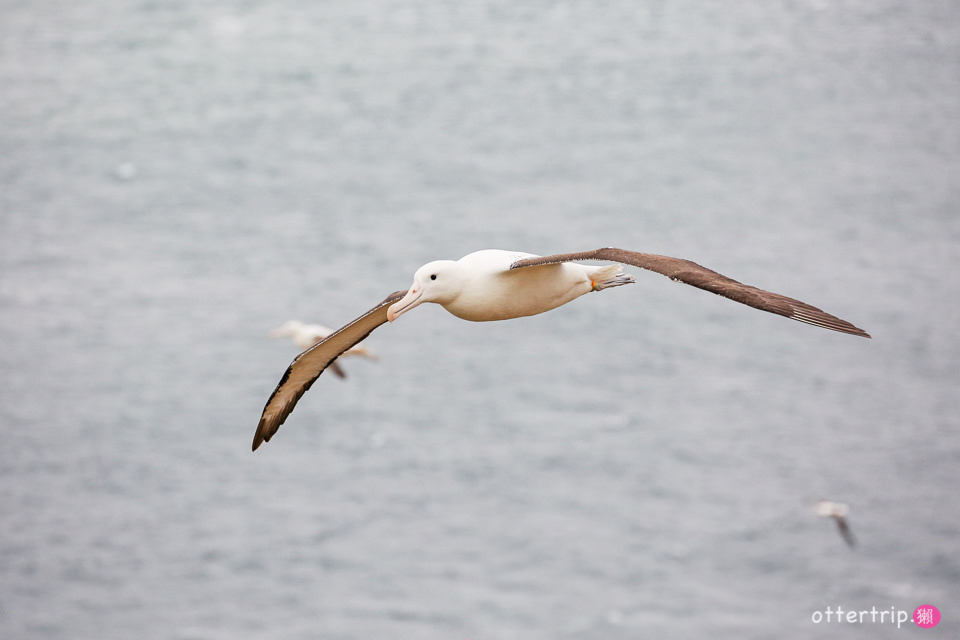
<box><xmin>592</xmin><ymin>267</ymin><xmax>636</xmax><ymax>291</ymax></box>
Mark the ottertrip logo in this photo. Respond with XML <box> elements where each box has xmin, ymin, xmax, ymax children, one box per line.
<box><xmin>810</xmin><ymin>604</ymin><xmax>940</xmax><ymax>629</ymax></box>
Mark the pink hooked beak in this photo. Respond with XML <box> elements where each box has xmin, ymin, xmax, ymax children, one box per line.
<box><xmin>386</xmin><ymin>281</ymin><xmax>424</xmax><ymax>322</ymax></box>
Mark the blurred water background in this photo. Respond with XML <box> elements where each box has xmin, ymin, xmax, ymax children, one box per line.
<box><xmin>2</xmin><ymin>1</ymin><xmax>959</xmax><ymax>638</ymax></box>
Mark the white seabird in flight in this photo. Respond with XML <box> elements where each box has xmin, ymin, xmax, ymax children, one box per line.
<box><xmin>253</xmin><ymin>248</ymin><xmax>870</xmax><ymax>450</ymax></box>
<box><xmin>269</xmin><ymin>320</ymin><xmax>377</xmax><ymax>379</ymax></box>
<box><xmin>815</xmin><ymin>499</ymin><xmax>857</xmax><ymax>548</ymax></box>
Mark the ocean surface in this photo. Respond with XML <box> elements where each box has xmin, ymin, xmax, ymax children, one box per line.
<box><xmin>2</xmin><ymin>1</ymin><xmax>959</xmax><ymax>638</ymax></box>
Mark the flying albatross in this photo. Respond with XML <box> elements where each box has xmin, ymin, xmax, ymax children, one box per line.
<box><xmin>815</xmin><ymin>499</ymin><xmax>857</xmax><ymax>548</ymax></box>
<box><xmin>269</xmin><ymin>320</ymin><xmax>378</xmax><ymax>379</ymax></box>
<box><xmin>252</xmin><ymin>248</ymin><xmax>870</xmax><ymax>450</ymax></box>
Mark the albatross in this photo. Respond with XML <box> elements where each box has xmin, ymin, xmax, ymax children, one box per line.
<box><xmin>815</xmin><ymin>499</ymin><xmax>856</xmax><ymax>548</ymax></box>
<box><xmin>269</xmin><ymin>320</ymin><xmax>377</xmax><ymax>379</ymax></box>
<box><xmin>253</xmin><ymin>248</ymin><xmax>870</xmax><ymax>450</ymax></box>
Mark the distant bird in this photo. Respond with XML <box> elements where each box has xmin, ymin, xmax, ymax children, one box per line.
<box><xmin>253</xmin><ymin>248</ymin><xmax>870</xmax><ymax>450</ymax></box>
<box><xmin>269</xmin><ymin>320</ymin><xmax>377</xmax><ymax>379</ymax></box>
<box><xmin>815</xmin><ymin>499</ymin><xmax>856</xmax><ymax>548</ymax></box>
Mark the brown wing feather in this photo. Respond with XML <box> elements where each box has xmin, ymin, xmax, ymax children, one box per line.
<box><xmin>510</xmin><ymin>247</ymin><xmax>870</xmax><ymax>338</ymax></box>
<box><xmin>834</xmin><ymin>516</ymin><xmax>857</xmax><ymax>548</ymax></box>
<box><xmin>252</xmin><ymin>290</ymin><xmax>406</xmax><ymax>451</ymax></box>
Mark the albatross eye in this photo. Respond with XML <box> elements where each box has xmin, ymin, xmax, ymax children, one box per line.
<box><xmin>430</xmin><ymin>274</ymin><xmax>437</xmax><ymax>280</ymax></box>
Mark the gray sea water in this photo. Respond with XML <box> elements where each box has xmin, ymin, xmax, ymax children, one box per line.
<box><xmin>2</xmin><ymin>1</ymin><xmax>959</xmax><ymax>638</ymax></box>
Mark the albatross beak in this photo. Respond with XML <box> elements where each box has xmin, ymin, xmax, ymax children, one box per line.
<box><xmin>387</xmin><ymin>282</ymin><xmax>423</xmax><ymax>322</ymax></box>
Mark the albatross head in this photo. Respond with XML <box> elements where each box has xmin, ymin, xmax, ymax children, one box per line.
<box><xmin>387</xmin><ymin>260</ymin><xmax>462</xmax><ymax>322</ymax></box>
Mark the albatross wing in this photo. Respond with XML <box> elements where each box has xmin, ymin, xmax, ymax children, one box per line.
<box><xmin>510</xmin><ymin>248</ymin><xmax>870</xmax><ymax>338</ymax></box>
<box><xmin>833</xmin><ymin>515</ymin><xmax>857</xmax><ymax>548</ymax></box>
<box><xmin>253</xmin><ymin>290</ymin><xmax>406</xmax><ymax>451</ymax></box>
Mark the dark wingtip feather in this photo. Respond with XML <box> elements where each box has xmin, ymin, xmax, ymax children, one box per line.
<box><xmin>252</xmin><ymin>417</ymin><xmax>268</xmax><ymax>451</ymax></box>
<box><xmin>789</xmin><ymin>308</ymin><xmax>871</xmax><ymax>338</ymax></box>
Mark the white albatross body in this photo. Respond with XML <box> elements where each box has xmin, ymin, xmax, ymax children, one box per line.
<box><xmin>270</xmin><ymin>320</ymin><xmax>340</xmax><ymax>350</ymax></box>
<box><xmin>252</xmin><ymin>248</ymin><xmax>870</xmax><ymax>450</ymax></box>
<box><xmin>386</xmin><ymin>250</ymin><xmax>632</xmax><ymax>323</ymax></box>
<box><xmin>269</xmin><ymin>320</ymin><xmax>377</xmax><ymax>379</ymax></box>
<box><xmin>270</xmin><ymin>320</ymin><xmax>378</xmax><ymax>357</ymax></box>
